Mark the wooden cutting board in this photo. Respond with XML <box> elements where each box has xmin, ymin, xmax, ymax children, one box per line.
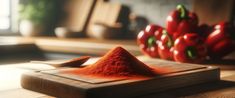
<box><xmin>86</xmin><ymin>1</ymin><xmax>123</xmax><ymax>37</ymax></box>
<box><xmin>21</xmin><ymin>59</ymin><xmax>220</xmax><ymax>98</ymax></box>
<box><xmin>62</xmin><ymin>0</ymin><xmax>96</xmax><ymax>33</ymax></box>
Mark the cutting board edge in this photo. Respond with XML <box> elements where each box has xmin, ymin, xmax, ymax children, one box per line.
<box><xmin>21</xmin><ymin>66</ymin><xmax>220</xmax><ymax>98</ymax></box>
<box><xmin>87</xmin><ymin>67</ymin><xmax>220</xmax><ymax>98</ymax></box>
<box><xmin>21</xmin><ymin>72</ymin><xmax>89</xmax><ymax>98</ymax></box>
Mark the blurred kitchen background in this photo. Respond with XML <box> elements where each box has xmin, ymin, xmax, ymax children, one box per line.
<box><xmin>0</xmin><ymin>0</ymin><xmax>234</xmax><ymax>64</ymax></box>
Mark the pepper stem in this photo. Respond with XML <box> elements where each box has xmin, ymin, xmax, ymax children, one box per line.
<box><xmin>186</xmin><ymin>46</ymin><xmax>197</xmax><ymax>59</ymax></box>
<box><xmin>148</xmin><ymin>36</ymin><xmax>156</xmax><ymax>47</ymax></box>
<box><xmin>162</xmin><ymin>30</ymin><xmax>173</xmax><ymax>48</ymax></box>
<box><xmin>177</xmin><ymin>4</ymin><xmax>188</xmax><ymax>19</ymax></box>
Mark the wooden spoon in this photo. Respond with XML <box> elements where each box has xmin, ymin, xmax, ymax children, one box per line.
<box><xmin>30</xmin><ymin>56</ymin><xmax>90</xmax><ymax>67</ymax></box>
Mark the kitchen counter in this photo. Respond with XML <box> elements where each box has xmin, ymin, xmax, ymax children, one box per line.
<box><xmin>1</xmin><ymin>57</ymin><xmax>235</xmax><ymax>98</ymax></box>
<box><xmin>0</xmin><ymin>36</ymin><xmax>141</xmax><ymax>56</ymax></box>
<box><xmin>0</xmin><ymin>36</ymin><xmax>140</xmax><ymax>64</ymax></box>
<box><xmin>1</xmin><ymin>36</ymin><xmax>235</xmax><ymax>97</ymax></box>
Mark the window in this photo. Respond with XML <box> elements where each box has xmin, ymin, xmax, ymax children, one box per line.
<box><xmin>0</xmin><ymin>0</ymin><xmax>10</xmax><ymax>31</ymax></box>
<box><xmin>0</xmin><ymin>0</ymin><xmax>19</xmax><ymax>34</ymax></box>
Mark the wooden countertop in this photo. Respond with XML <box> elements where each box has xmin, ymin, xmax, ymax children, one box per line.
<box><xmin>1</xmin><ymin>57</ymin><xmax>235</xmax><ymax>98</ymax></box>
<box><xmin>0</xmin><ymin>36</ymin><xmax>141</xmax><ymax>56</ymax></box>
<box><xmin>1</xmin><ymin>36</ymin><xmax>235</xmax><ymax>97</ymax></box>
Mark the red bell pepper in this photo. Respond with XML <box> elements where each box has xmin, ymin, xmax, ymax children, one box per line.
<box><xmin>197</xmin><ymin>24</ymin><xmax>214</xmax><ymax>41</ymax></box>
<box><xmin>137</xmin><ymin>24</ymin><xmax>163</xmax><ymax>57</ymax></box>
<box><xmin>205</xmin><ymin>22</ymin><xmax>235</xmax><ymax>59</ymax></box>
<box><xmin>166</xmin><ymin>4</ymin><xmax>198</xmax><ymax>40</ymax></box>
<box><xmin>173</xmin><ymin>33</ymin><xmax>207</xmax><ymax>63</ymax></box>
<box><xmin>158</xmin><ymin>30</ymin><xmax>174</xmax><ymax>60</ymax></box>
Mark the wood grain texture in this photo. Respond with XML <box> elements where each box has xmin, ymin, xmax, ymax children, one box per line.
<box><xmin>21</xmin><ymin>60</ymin><xmax>219</xmax><ymax>98</ymax></box>
<box><xmin>62</xmin><ymin>0</ymin><xmax>96</xmax><ymax>33</ymax></box>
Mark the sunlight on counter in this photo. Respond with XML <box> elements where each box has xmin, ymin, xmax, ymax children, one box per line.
<box><xmin>0</xmin><ymin>63</ymin><xmax>55</xmax><ymax>91</ymax></box>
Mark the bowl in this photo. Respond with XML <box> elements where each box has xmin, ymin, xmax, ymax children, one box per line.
<box><xmin>55</xmin><ymin>27</ymin><xmax>84</xmax><ymax>38</ymax></box>
<box><xmin>88</xmin><ymin>23</ymin><xmax>124</xmax><ymax>39</ymax></box>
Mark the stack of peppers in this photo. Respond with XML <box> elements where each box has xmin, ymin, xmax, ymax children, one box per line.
<box><xmin>137</xmin><ymin>4</ymin><xmax>235</xmax><ymax>63</ymax></box>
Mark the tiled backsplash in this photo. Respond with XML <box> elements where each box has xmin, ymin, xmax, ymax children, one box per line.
<box><xmin>110</xmin><ymin>0</ymin><xmax>193</xmax><ymax>27</ymax></box>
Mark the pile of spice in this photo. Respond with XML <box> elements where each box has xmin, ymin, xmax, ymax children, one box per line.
<box><xmin>68</xmin><ymin>46</ymin><xmax>157</xmax><ymax>78</ymax></box>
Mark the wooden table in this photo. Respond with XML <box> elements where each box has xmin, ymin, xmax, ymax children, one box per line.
<box><xmin>1</xmin><ymin>57</ymin><xmax>235</xmax><ymax>98</ymax></box>
<box><xmin>1</xmin><ymin>36</ymin><xmax>235</xmax><ymax>97</ymax></box>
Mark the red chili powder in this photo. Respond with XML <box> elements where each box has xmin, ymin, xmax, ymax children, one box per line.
<box><xmin>68</xmin><ymin>46</ymin><xmax>158</xmax><ymax>77</ymax></box>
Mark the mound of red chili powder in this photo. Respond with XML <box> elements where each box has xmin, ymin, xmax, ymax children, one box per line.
<box><xmin>70</xmin><ymin>46</ymin><xmax>157</xmax><ymax>77</ymax></box>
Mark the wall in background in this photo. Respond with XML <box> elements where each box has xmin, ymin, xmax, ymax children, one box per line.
<box><xmin>110</xmin><ymin>0</ymin><xmax>193</xmax><ymax>27</ymax></box>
